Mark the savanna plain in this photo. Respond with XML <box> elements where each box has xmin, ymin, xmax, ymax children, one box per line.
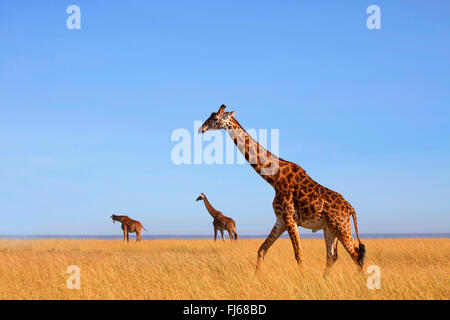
<box><xmin>0</xmin><ymin>238</ymin><xmax>448</xmax><ymax>300</ymax></box>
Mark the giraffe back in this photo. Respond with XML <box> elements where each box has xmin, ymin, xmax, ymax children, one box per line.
<box><xmin>111</xmin><ymin>215</ymin><xmax>145</xmax><ymax>233</ymax></box>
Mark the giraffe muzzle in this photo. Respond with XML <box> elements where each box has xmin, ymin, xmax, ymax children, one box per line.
<box><xmin>198</xmin><ymin>126</ymin><xmax>206</xmax><ymax>134</ymax></box>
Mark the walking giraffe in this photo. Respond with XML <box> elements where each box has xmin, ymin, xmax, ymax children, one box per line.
<box><xmin>198</xmin><ymin>104</ymin><xmax>365</xmax><ymax>277</ymax></box>
<box><xmin>196</xmin><ymin>193</ymin><xmax>238</xmax><ymax>242</ymax></box>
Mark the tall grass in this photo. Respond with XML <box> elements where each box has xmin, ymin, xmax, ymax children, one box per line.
<box><xmin>0</xmin><ymin>238</ymin><xmax>448</xmax><ymax>299</ymax></box>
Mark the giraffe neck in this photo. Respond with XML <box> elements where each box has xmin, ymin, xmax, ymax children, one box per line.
<box><xmin>201</xmin><ymin>196</ymin><xmax>221</xmax><ymax>218</ymax></box>
<box><xmin>226</xmin><ymin>118</ymin><xmax>282</xmax><ymax>186</ymax></box>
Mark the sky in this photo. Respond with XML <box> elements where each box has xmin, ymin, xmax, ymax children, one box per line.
<box><xmin>0</xmin><ymin>1</ymin><xmax>449</xmax><ymax>236</ymax></box>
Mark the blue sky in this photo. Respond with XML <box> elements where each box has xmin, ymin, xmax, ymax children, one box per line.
<box><xmin>0</xmin><ymin>1</ymin><xmax>449</xmax><ymax>235</ymax></box>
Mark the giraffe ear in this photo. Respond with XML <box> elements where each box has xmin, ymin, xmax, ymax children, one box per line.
<box><xmin>230</xmin><ymin>111</ymin><xmax>235</xmax><ymax>117</ymax></box>
<box><xmin>218</xmin><ymin>104</ymin><xmax>226</xmax><ymax>114</ymax></box>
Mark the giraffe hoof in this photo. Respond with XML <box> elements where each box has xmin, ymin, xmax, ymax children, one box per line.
<box><xmin>298</xmin><ymin>266</ymin><xmax>306</xmax><ymax>278</ymax></box>
<box><xmin>254</xmin><ymin>262</ymin><xmax>264</xmax><ymax>275</ymax></box>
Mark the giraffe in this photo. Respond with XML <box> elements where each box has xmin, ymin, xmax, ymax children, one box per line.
<box><xmin>111</xmin><ymin>214</ymin><xmax>148</xmax><ymax>242</ymax></box>
<box><xmin>196</xmin><ymin>193</ymin><xmax>238</xmax><ymax>242</ymax></box>
<box><xmin>198</xmin><ymin>104</ymin><xmax>365</xmax><ymax>277</ymax></box>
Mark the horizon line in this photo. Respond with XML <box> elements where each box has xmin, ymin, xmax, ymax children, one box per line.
<box><xmin>0</xmin><ymin>232</ymin><xmax>448</xmax><ymax>240</ymax></box>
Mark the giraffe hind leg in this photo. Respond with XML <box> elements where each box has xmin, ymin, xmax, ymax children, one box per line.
<box><xmin>227</xmin><ymin>229</ymin><xmax>233</xmax><ymax>242</ymax></box>
<box><xmin>334</xmin><ymin>219</ymin><xmax>363</xmax><ymax>269</ymax></box>
<box><xmin>323</xmin><ymin>226</ymin><xmax>338</xmax><ymax>278</ymax></box>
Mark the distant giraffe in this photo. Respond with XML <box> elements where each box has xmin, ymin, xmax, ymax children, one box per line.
<box><xmin>110</xmin><ymin>214</ymin><xmax>148</xmax><ymax>242</ymax></box>
<box><xmin>198</xmin><ymin>105</ymin><xmax>365</xmax><ymax>277</ymax></box>
<box><xmin>196</xmin><ymin>193</ymin><xmax>238</xmax><ymax>242</ymax></box>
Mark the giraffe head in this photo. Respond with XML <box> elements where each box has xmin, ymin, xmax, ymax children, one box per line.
<box><xmin>111</xmin><ymin>214</ymin><xmax>120</xmax><ymax>223</ymax></box>
<box><xmin>198</xmin><ymin>104</ymin><xmax>235</xmax><ymax>133</ymax></box>
<box><xmin>196</xmin><ymin>193</ymin><xmax>205</xmax><ymax>201</ymax></box>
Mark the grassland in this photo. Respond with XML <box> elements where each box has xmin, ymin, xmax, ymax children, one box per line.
<box><xmin>0</xmin><ymin>238</ymin><xmax>448</xmax><ymax>300</ymax></box>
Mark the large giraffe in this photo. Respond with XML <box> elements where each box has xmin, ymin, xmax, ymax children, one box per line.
<box><xmin>198</xmin><ymin>104</ymin><xmax>365</xmax><ymax>277</ymax></box>
<box><xmin>196</xmin><ymin>193</ymin><xmax>238</xmax><ymax>242</ymax></box>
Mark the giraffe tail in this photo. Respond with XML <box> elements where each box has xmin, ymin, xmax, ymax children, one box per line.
<box><xmin>141</xmin><ymin>223</ymin><xmax>148</xmax><ymax>232</ymax></box>
<box><xmin>351</xmin><ymin>210</ymin><xmax>365</xmax><ymax>267</ymax></box>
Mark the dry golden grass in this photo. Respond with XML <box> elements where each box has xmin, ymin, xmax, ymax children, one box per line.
<box><xmin>0</xmin><ymin>238</ymin><xmax>448</xmax><ymax>300</ymax></box>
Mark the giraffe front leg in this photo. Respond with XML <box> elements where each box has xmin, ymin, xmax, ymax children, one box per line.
<box><xmin>285</xmin><ymin>216</ymin><xmax>305</xmax><ymax>276</ymax></box>
<box><xmin>214</xmin><ymin>226</ymin><xmax>218</xmax><ymax>242</ymax></box>
<box><xmin>255</xmin><ymin>217</ymin><xmax>286</xmax><ymax>272</ymax></box>
<box><xmin>220</xmin><ymin>230</ymin><xmax>225</xmax><ymax>242</ymax></box>
<box><xmin>279</xmin><ymin>192</ymin><xmax>305</xmax><ymax>276</ymax></box>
